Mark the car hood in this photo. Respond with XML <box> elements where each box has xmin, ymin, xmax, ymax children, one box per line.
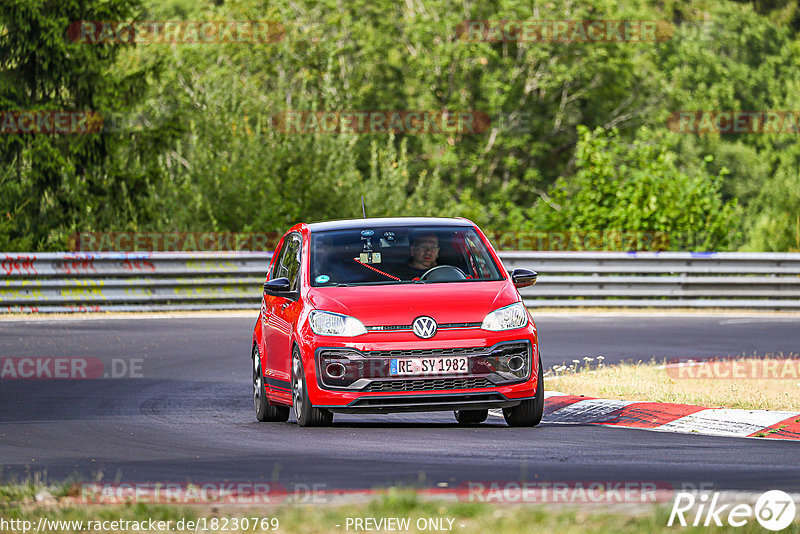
<box><xmin>306</xmin><ymin>281</ymin><xmax>519</xmax><ymax>326</ymax></box>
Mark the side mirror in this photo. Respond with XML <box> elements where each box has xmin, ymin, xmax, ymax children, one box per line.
<box><xmin>264</xmin><ymin>277</ymin><xmax>291</xmax><ymax>295</ymax></box>
<box><xmin>510</xmin><ymin>268</ymin><xmax>537</xmax><ymax>289</ymax></box>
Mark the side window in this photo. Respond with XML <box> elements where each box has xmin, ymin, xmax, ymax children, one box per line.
<box><xmin>270</xmin><ymin>241</ymin><xmax>288</xmax><ymax>281</ymax></box>
<box><xmin>272</xmin><ymin>234</ymin><xmax>302</xmax><ymax>291</ymax></box>
<box><xmin>285</xmin><ymin>236</ymin><xmax>301</xmax><ymax>291</ymax></box>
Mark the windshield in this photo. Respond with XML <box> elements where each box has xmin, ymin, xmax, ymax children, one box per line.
<box><xmin>310</xmin><ymin>225</ymin><xmax>504</xmax><ymax>287</ymax></box>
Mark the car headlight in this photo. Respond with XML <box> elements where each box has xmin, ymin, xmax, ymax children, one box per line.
<box><xmin>481</xmin><ymin>302</ymin><xmax>529</xmax><ymax>331</ymax></box>
<box><xmin>309</xmin><ymin>310</ymin><xmax>367</xmax><ymax>337</ymax></box>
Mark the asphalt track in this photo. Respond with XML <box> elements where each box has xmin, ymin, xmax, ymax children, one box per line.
<box><xmin>1</xmin><ymin>314</ymin><xmax>799</xmax><ymax>492</ymax></box>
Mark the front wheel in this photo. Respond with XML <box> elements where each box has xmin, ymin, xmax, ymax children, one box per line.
<box><xmin>253</xmin><ymin>345</ymin><xmax>290</xmax><ymax>423</ymax></box>
<box><xmin>291</xmin><ymin>348</ymin><xmax>333</xmax><ymax>427</ymax></box>
<box><xmin>503</xmin><ymin>355</ymin><xmax>544</xmax><ymax>427</ymax></box>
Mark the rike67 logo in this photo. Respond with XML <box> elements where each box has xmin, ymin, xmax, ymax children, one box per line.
<box><xmin>669</xmin><ymin>490</ymin><xmax>796</xmax><ymax>530</ymax></box>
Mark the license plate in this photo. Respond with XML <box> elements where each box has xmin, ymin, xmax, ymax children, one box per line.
<box><xmin>389</xmin><ymin>357</ymin><xmax>468</xmax><ymax>376</ymax></box>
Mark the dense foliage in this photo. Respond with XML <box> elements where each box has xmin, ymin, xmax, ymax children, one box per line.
<box><xmin>2</xmin><ymin>0</ymin><xmax>799</xmax><ymax>251</ymax></box>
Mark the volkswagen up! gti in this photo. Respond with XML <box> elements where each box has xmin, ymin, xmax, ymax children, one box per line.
<box><xmin>252</xmin><ymin>217</ymin><xmax>542</xmax><ymax>426</ymax></box>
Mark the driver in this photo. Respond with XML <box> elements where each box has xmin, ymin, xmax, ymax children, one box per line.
<box><xmin>397</xmin><ymin>232</ymin><xmax>439</xmax><ymax>279</ymax></box>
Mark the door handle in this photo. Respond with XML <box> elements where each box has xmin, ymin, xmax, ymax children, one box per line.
<box><xmin>281</xmin><ymin>301</ymin><xmax>292</xmax><ymax>309</ymax></box>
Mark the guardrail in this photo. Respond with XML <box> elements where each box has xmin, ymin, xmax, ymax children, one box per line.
<box><xmin>2</xmin><ymin>251</ymin><xmax>800</xmax><ymax>313</ymax></box>
<box><xmin>1</xmin><ymin>252</ymin><xmax>269</xmax><ymax>313</ymax></box>
<box><xmin>506</xmin><ymin>252</ymin><xmax>800</xmax><ymax>309</ymax></box>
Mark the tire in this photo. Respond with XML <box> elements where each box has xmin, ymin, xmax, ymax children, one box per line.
<box><xmin>291</xmin><ymin>347</ymin><xmax>333</xmax><ymax>427</ymax></box>
<box><xmin>253</xmin><ymin>345</ymin><xmax>290</xmax><ymax>422</ymax></box>
<box><xmin>454</xmin><ymin>409</ymin><xmax>488</xmax><ymax>425</ymax></box>
<box><xmin>503</xmin><ymin>355</ymin><xmax>544</xmax><ymax>427</ymax></box>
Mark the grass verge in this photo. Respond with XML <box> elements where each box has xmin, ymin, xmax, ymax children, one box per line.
<box><xmin>546</xmin><ymin>356</ymin><xmax>800</xmax><ymax>411</ymax></box>
<box><xmin>3</xmin><ymin>485</ymin><xmax>799</xmax><ymax>534</ymax></box>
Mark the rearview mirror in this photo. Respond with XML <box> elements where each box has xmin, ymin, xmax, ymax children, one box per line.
<box><xmin>264</xmin><ymin>277</ymin><xmax>291</xmax><ymax>295</ymax></box>
<box><xmin>510</xmin><ymin>268</ymin><xmax>537</xmax><ymax>289</ymax></box>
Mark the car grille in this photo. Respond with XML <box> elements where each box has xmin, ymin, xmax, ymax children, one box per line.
<box><xmin>366</xmin><ymin>377</ymin><xmax>494</xmax><ymax>392</ymax></box>
<box><xmin>364</xmin><ymin>343</ymin><xmax>528</xmax><ymax>360</ymax></box>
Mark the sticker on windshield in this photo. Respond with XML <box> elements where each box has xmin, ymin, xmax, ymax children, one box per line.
<box><xmin>315</xmin><ymin>274</ymin><xmax>331</xmax><ymax>284</ymax></box>
<box><xmin>359</xmin><ymin>252</ymin><xmax>381</xmax><ymax>264</ymax></box>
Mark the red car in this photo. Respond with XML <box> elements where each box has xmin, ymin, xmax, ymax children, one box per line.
<box><xmin>252</xmin><ymin>217</ymin><xmax>542</xmax><ymax>427</ymax></box>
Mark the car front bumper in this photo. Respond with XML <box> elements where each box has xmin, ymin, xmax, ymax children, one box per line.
<box><xmin>316</xmin><ymin>390</ymin><xmax>532</xmax><ymax>414</ymax></box>
<box><xmin>300</xmin><ymin>326</ymin><xmax>539</xmax><ymax>411</ymax></box>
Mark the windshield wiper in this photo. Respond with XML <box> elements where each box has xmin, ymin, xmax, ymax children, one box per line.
<box><xmin>332</xmin><ymin>280</ymin><xmax>418</xmax><ymax>286</ymax></box>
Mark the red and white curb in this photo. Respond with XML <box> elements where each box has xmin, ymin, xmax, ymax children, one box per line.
<box><xmin>492</xmin><ymin>392</ymin><xmax>800</xmax><ymax>440</ymax></box>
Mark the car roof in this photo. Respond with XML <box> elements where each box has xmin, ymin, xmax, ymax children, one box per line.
<box><xmin>306</xmin><ymin>217</ymin><xmax>474</xmax><ymax>232</ymax></box>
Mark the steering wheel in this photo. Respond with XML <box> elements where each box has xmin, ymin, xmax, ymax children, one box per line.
<box><xmin>420</xmin><ymin>265</ymin><xmax>467</xmax><ymax>281</ymax></box>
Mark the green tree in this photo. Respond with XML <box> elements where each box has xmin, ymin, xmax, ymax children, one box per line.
<box><xmin>741</xmin><ymin>145</ymin><xmax>800</xmax><ymax>251</ymax></box>
<box><xmin>535</xmin><ymin>126</ymin><xmax>739</xmax><ymax>250</ymax></box>
<box><xmin>0</xmin><ymin>0</ymin><xmax>175</xmax><ymax>250</ymax></box>
<box><xmin>5</xmin><ymin>0</ymin><xmax>800</xmax><ymax>252</ymax></box>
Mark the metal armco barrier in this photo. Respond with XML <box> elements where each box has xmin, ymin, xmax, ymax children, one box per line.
<box><xmin>506</xmin><ymin>252</ymin><xmax>800</xmax><ymax>309</ymax></box>
<box><xmin>0</xmin><ymin>252</ymin><xmax>270</xmax><ymax>313</ymax></box>
<box><xmin>2</xmin><ymin>251</ymin><xmax>800</xmax><ymax>313</ymax></box>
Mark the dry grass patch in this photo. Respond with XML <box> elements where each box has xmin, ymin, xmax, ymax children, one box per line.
<box><xmin>546</xmin><ymin>356</ymin><xmax>800</xmax><ymax>412</ymax></box>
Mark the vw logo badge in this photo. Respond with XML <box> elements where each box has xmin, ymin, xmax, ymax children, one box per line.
<box><xmin>412</xmin><ymin>316</ymin><xmax>438</xmax><ymax>339</ymax></box>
